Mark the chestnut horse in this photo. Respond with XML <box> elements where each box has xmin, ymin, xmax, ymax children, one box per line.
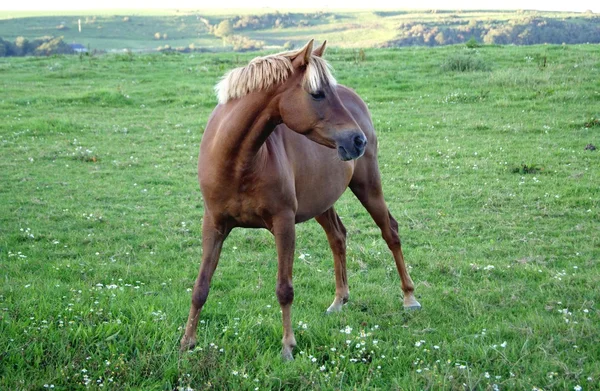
<box><xmin>181</xmin><ymin>40</ymin><xmax>420</xmax><ymax>360</ymax></box>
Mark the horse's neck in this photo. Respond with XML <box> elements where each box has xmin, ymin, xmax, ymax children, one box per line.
<box><xmin>211</xmin><ymin>95</ymin><xmax>280</xmax><ymax>173</ymax></box>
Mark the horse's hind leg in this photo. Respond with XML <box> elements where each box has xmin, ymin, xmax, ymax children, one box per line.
<box><xmin>350</xmin><ymin>162</ymin><xmax>421</xmax><ymax>310</ymax></box>
<box><xmin>180</xmin><ymin>215</ymin><xmax>230</xmax><ymax>351</ymax></box>
<box><xmin>315</xmin><ymin>207</ymin><xmax>349</xmax><ymax>313</ymax></box>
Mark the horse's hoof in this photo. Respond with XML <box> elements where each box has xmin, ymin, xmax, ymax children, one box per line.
<box><xmin>403</xmin><ymin>295</ymin><xmax>421</xmax><ymax>310</ymax></box>
<box><xmin>403</xmin><ymin>299</ymin><xmax>422</xmax><ymax>311</ymax></box>
<box><xmin>180</xmin><ymin>336</ymin><xmax>196</xmax><ymax>352</ymax></box>
<box><xmin>326</xmin><ymin>304</ymin><xmax>343</xmax><ymax>314</ymax></box>
<box><xmin>281</xmin><ymin>348</ymin><xmax>294</xmax><ymax>361</ymax></box>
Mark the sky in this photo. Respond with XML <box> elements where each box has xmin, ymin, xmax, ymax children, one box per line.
<box><xmin>0</xmin><ymin>0</ymin><xmax>598</xmax><ymax>12</ymax></box>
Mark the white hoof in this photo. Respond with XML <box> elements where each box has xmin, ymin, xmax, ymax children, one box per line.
<box><xmin>403</xmin><ymin>296</ymin><xmax>421</xmax><ymax>310</ymax></box>
<box><xmin>281</xmin><ymin>347</ymin><xmax>294</xmax><ymax>361</ymax></box>
<box><xmin>404</xmin><ymin>303</ymin><xmax>422</xmax><ymax>311</ymax></box>
<box><xmin>326</xmin><ymin>302</ymin><xmax>343</xmax><ymax>314</ymax></box>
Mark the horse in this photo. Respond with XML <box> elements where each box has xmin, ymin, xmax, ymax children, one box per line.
<box><xmin>180</xmin><ymin>40</ymin><xmax>421</xmax><ymax>360</ymax></box>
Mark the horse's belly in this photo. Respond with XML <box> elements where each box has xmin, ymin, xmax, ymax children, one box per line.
<box><xmin>294</xmin><ymin>160</ymin><xmax>354</xmax><ymax>223</ymax></box>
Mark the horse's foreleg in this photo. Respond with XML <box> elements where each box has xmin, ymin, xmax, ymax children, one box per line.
<box><xmin>315</xmin><ymin>207</ymin><xmax>349</xmax><ymax>313</ymax></box>
<box><xmin>350</xmin><ymin>182</ymin><xmax>421</xmax><ymax>310</ymax></box>
<box><xmin>180</xmin><ymin>216</ymin><xmax>230</xmax><ymax>351</ymax></box>
<box><xmin>272</xmin><ymin>213</ymin><xmax>297</xmax><ymax>361</ymax></box>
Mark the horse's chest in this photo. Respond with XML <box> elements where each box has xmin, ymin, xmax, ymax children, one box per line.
<box><xmin>201</xmin><ymin>175</ymin><xmax>292</xmax><ymax>228</ymax></box>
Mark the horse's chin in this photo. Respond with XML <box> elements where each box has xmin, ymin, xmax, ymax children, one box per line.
<box><xmin>337</xmin><ymin>146</ymin><xmax>365</xmax><ymax>161</ymax></box>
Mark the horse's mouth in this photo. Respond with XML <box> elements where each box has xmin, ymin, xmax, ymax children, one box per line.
<box><xmin>337</xmin><ymin>145</ymin><xmax>365</xmax><ymax>161</ymax></box>
<box><xmin>336</xmin><ymin>133</ymin><xmax>367</xmax><ymax>161</ymax></box>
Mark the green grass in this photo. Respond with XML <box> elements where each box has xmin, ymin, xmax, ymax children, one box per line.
<box><xmin>1</xmin><ymin>44</ymin><xmax>599</xmax><ymax>390</ymax></box>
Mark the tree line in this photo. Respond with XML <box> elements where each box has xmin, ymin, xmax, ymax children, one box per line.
<box><xmin>0</xmin><ymin>36</ymin><xmax>74</xmax><ymax>57</ymax></box>
<box><xmin>383</xmin><ymin>16</ymin><xmax>600</xmax><ymax>47</ymax></box>
<box><xmin>227</xmin><ymin>11</ymin><xmax>331</xmax><ymax>31</ymax></box>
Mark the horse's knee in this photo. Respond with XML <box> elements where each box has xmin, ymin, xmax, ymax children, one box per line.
<box><xmin>383</xmin><ymin>228</ymin><xmax>401</xmax><ymax>248</ymax></box>
<box><xmin>276</xmin><ymin>282</ymin><xmax>294</xmax><ymax>306</ymax></box>
<box><xmin>192</xmin><ymin>283</ymin><xmax>210</xmax><ymax>309</ymax></box>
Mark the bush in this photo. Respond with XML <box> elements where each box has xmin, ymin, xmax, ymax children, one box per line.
<box><xmin>442</xmin><ymin>51</ymin><xmax>490</xmax><ymax>72</ymax></box>
<box><xmin>512</xmin><ymin>164</ymin><xmax>542</xmax><ymax>174</ymax></box>
<box><xmin>223</xmin><ymin>35</ymin><xmax>264</xmax><ymax>52</ymax></box>
<box><xmin>584</xmin><ymin>116</ymin><xmax>600</xmax><ymax>128</ymax></box>
<box><xmin>465</xmin><ymin>37</ymin><xmax>482</xmax><ymax>48</ymax></box>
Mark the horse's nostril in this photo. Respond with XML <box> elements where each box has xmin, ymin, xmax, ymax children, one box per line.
<box><xmin>354</xmin><ymin>135</ymin><xmax>367</xmax><ymax>149</ymax></box>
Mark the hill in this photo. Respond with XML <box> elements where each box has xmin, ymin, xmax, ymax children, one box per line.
<box><xmin>0</xmin><ymin>9</ymin><xmax>598</xmax><ymax>53</ymax></box>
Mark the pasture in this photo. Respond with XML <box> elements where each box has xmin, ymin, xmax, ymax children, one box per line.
<box><xmin>1</xmin><ymin>44</ymin><xmax>599</xmax><ymax>390</ymax></box>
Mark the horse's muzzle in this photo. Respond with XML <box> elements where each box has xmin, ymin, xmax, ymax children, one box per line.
<box><xmin>337</xmin><ymin>133</ymin><xmax>367</xmax><ymax>161</ymax></box>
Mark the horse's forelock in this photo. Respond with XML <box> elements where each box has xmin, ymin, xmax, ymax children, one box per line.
<box><xmin>215</xmin><ymin>50</ymin><xmax>336</xmax><ymax>104</ymax></box>
<box><xmin>303</xmin><ymin>56</ymin><xmax>337</xmax><ymax>94</ymax></box>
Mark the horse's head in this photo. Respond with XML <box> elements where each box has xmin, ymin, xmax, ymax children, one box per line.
<box><xmin>276</xmin><ymin>40</ymin><xmax>367</xmax><ymax>161</ymax></box>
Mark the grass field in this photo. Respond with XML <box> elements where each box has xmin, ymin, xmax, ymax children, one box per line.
<box><xmin>1</xmin><ymin>44</ymin><xmax>599</xmax><ymax>390</ymax></box>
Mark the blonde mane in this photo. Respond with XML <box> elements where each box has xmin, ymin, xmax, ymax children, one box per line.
<box><xmin>215</xmin><ymin>48</ymin><xmax>337</xmax><ymax>104</ymax></box>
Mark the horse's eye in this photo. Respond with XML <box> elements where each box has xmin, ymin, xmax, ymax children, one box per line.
<box><xmin>310</xmin><ymin>91</ymin><xmax>325</xmax><ymax>100</ymax></box>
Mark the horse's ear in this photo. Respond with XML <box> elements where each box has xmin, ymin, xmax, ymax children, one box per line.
<box><xmin>312</xmin><ymin>40</ymin><xmax>327</xmax><ymax>57</ymax></box>
<box><xmin>292</xmin><ymin>39</ymin><xmax>314</xmax><ymax>67</ymax></box>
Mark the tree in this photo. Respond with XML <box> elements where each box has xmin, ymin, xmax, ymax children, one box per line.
<box><xmin>0</xmin><ymin>38</ymin><xmax>11</xmax><ymax>56</ymax></box>
<box><xmin>33</xmin><ymin>36</ymin><xmax>73</xmax><ymax>56</ymax></box>
<box><xmin>14</xmin><ymin>36</ymin><xmax>29</xmax><ymax>56</ymax></box>
<box><xmin>214</xmin><ymin>19</ymin><xmax>234</xmax><ymax>37</ymax></box>
<box><xmin>434</xmin><ymin>31</ymin><xmax>446</xmax><ymax>45</ymax></box>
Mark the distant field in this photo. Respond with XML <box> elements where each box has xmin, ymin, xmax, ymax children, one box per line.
<box><xmin>0</xmin><ymin>9</ymin><xmax>597</xmax><ymax>51</ymax></box>
<box><xmin>1</xmin><ymin>44</ymin><xmax>599</xmax><ymax>389</ymax></box>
